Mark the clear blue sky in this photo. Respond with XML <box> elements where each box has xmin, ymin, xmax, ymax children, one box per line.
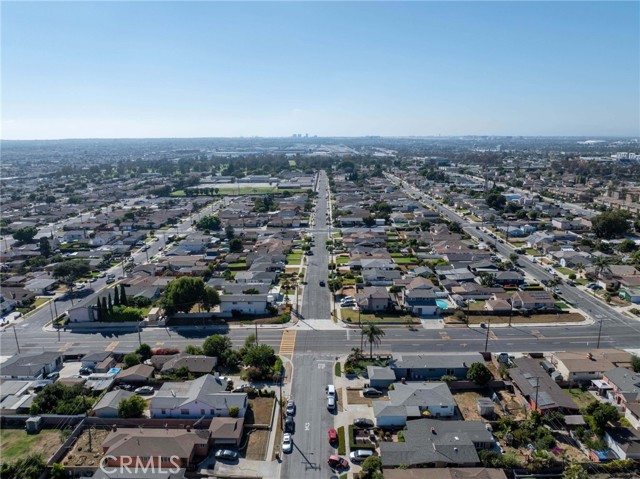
<box><xmin>2</xmin><ymin>1</ymin><xmax>638</xmax><ymax>139</ymax></box>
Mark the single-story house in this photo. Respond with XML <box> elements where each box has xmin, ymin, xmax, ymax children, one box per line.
<box><xmin>389</xmin><ymin>353</ymin><xmax>485</xmax><ymax>381</ymax></box>
<box><xmin>380</xmin><ymin>418</ymin><xmax>494</xmax><ymax>468</ymax></box>
<box><xmin>219</xmin><ymin>294</ymin><xmax>269</xmax><ymax>317</ymax></box>
<box><xmin>160</xmin><ymin>355</ymin><xmax>217</xmax><ymax>375</ymax></box>
<box><xmin>511</xmin><ymin>291</ymin><xmax>556</xmax><ymax>310</ymax></box>
<box><xmin>373</xmin><ymin>382</ymin><xmax>456</xmax><ymax>427</ymax></box>
<box><xmin>0</xmin><ymin>352</ymin><xmax>63</xmax><ymax>380</ymax></box>
<box><xmin>208</xmin><ymin>416</ymin><xmax>244</xmax><ymax>447</ymax></box>
<box><xmin>116</xmin><ymin>364</ymin><xmax>155</xmax><ymax>384</ymax></box>
<box><xmin>150</xmin><ymin>374</ymin><xmax>247</xmax><ymax>418</ymax></box>
<box><xmin>367</xmin><ymin>366</ymin><xmax>397</xmax><ymax>389</ymax></box>
<box><xmin>604</xmin><ymin>427</ymin><xmax>640</xmax><ymax>460</ymax></box>
<box><xmin>92</xmin><ymin>390</ymin><xmax>135</xmax><ymax>418</ymax></box>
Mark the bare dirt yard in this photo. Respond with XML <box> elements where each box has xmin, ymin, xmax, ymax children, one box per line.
<box><xmin>0</xmin><ymin>428</ymin><xmax>64</xmax><ymax>464</ymax></box>
<box><xmin>61</xmin><ymin>428</ymin><xmax>110</xmax><ymax>468</ymax></box>
<box><xmin>244</xmin><ymin>430</ymin><xmax>269</xmax><ymax>461</ymax></box>
<box><xmin>246</xmin><ymin>397</ymin><xmax>275</xmax><ymax>426</ymax></box>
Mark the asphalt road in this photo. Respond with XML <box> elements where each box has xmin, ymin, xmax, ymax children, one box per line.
<box><xmin>280</xmin><ymin>353</ymin><xmax>336</xmax><ymax>479</ymax></box>
<box><xmin>299</xmin><ymin>170</ymin><xmax>332</xmax><ymax>322</ymax></box>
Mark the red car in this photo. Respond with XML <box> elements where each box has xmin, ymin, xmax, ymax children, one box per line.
<box><xmin>328</xmin><ymin>428</ymin><xmax>338</xmax><ymax>444</ymax></box>
<box><xmin>328</xmin><ymin>455</ymin><xmax>349</xmax><ymax>469</ymax></box>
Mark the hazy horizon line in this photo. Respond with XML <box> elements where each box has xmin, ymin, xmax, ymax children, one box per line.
<box><xmin>2</xmin><ymin>134</ymin><xmax>639</xmax><ymax>142</ymax></box>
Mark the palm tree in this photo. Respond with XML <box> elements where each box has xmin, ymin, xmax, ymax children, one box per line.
<box><xmin>592</xmin><ymin>256</ymin><xmax>612</xmax><ymax>281</ymax></box>
<box><xmin>361</xmin><ymin>322</ymin><xmax>385</xmax><ymax>359</ymax></box>
<box><xmin>575</xmin><ymin>262</ymin><xmax>585</xmax><ymax>278</ymax></box>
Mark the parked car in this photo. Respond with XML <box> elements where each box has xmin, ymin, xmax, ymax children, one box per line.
<box><xmin>328</xmin><ymin>428</ymin><xmax>338</xmax><ymax>444</ymax></box>
<box><xmin>46</xmin><ymin>372</ymin><xmax>60</xmax><ymax>381</ymax></box>
<box><xmin>282</xmin><ymin>433</ymin><xmax>293</xmax><ymax>453</ymax></box>
<box><xmin>214</xmin><ymin>449</ymin><xmax>238</xmax><ymax>461</ymax></box>
<box><xmin>134</xmin><ymin>386</ymin><xmax>154</xmax><ymax>395</ymax></box>
<box><xmin>353</xmin><ymin>418</ymin><xmax>374</xmax><ymax>428</ymax></box>
<box><xmin>284</xmin><ymin>416</ymin><xmax>295</xmax><ymax>433</ymax></box>
<box><xmin>286</xmin><ymin>400</ymin><xmax>296</xmax><ymax>416</ymax></box>
<box><xmin>233</xmin><ymin>384</ymin><xmax>252</xmax><ymax>392</ymax></box>
<box><xmin>362</xmin><ymin>387</ymin><xmax>383</xmax><ymax>398</ymax></box>
<box><xmin>566</xmin><ymin>280</ymin><xmax>576</xmax><ymax>286</ymax></box>
<box><xmin>327</xmin><ymin>395</ymin><xmax>336</xmax><ymax>410</ymax></box>
<box><xmin>79</xmin><ymin>367</ymin><xmax>93</xmax><ymax>375</ymax></box>
<box><xmin>327</xmin><ymin>455</ymin><xmax>349</xmax><ymax>469</ymax></box>
<box><xmin>319</xmin><ymin>280</ymin><xmax>326</xmax><ymax>287</ymax></box>
<box><xmin>349</xmin><ymin>449</ymin><xmax>374</xmax><ymax>463</ymax></box>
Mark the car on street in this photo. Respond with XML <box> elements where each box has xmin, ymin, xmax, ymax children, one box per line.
<box><xmin>284</xmin><ymin>416</ymin><xmax>295</xmax><ymax>433</ymax></box>
<box><xmin>134</xmin><ymin>386</ymin><xmax>154</xmax><ymax>395</ymax></box>
<box><xmin>353</xmin><ymin>418</ymin><xmax>374</xmax><ymax>428</ymax></box>
<box><xmin>327</xmin><ymin>395</ymin><xmax>336</xmax><ymax>410</ymax></box>
<box><xmin>566</xmin><ymin>280</ymin><xmax>576</xmax><ymax>286</ymax></box>
<box><xmin>282</xmin><ymin>433</ymin><xmax>293</xmax><ymax>453</ymax></box>
<box><xmin>362</xmin><ymin>387</ymin><xmax>383</xmax><ymax>398</ymax></box>
<box><xmin>328</xmin><ymin>428</ymin><xmax>338</xmax><ymax>444</ymax></box>
<box><xmin>98</xmin><ymin>272</ymin><xmax>107</xmax><ymax>278</ymax></box>
<box><xmin>214</xmin><ymin>449</ymin><xmax>239</xmax><ymax>461</ymax></box>
<box><xmin>327</xmin><ymin>455</ymin><xmax>349</xmax><ymax>470</ymax></box>
<box><xmin>319</xmin><ymin>280</ymin><xmax>326</xmax><ymax>287</ymax></box>
<box><xmin>286</xmin><ymin>400</ymin><xmax>296</xmax><ymax>416</ymax></box>
<box><xmin>554</xmin><ymin>288</ymin><xmax>562</xmax><ymax>295</ymax></box>
<box><xmin>106</xmin><ymin>277</ymin><xmax>115</xmax><ymax>284</ymax></box>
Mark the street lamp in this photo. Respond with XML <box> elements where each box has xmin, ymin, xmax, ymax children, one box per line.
<box><xmin>596</xmin><ymin>317</ymin><xmax>604</xmax><ymax>349</ymax></box>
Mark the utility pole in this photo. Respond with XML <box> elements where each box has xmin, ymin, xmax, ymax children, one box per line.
<box><xmin>508</xmin><ymin>300</ymin><xmax>513</xmax><ymax>327</ymax></box>
<box><xmin>12</xmin><ymin>325</ymin><xmax>21</xmax><ymax>354</ymax></box>
<box><xmin>533</xmin><ymin>376</ymin><xmax>540</xmax><ymax>415</ymax></box>
<box><xmin>137</xmin><ymin>321</ymin><xmax>142</xmax><ymax>346</ymax></box>
<box><xmin>597</xmin><ymin>317</ymin><xmax>604</xmax><ymax>349</ymax></box>
<box><xmin>484</xmin><ymin>316</ymin><xmax>491</xmax><ymax>353</ymax></box>
<box><xmin>255</xmin><ymin>322</ymin><xmax>259</xmax><ymax>346</ymax></box>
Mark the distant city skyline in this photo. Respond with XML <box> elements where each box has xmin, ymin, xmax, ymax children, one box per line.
<box><xmin>2</xmin><ymin>1</ymin><xmax>639</xmax><ymax>140</ymax></box>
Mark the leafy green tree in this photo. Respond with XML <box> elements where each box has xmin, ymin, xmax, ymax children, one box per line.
<box><xmin>12</xmin><ymin>226</ymin><xmax>38</xmax><ymax>244</ymax></box>
<box><xmin>360</xmin><ymin>456</ymin><xmax>383</xmax><ymax>479</ymax></box>
<box><xmin>114</xmin><ymin>285</ymin><xmax>120</xmax><ymax>306</ymax></box>
<box><xmin>101</xmin><ymin>297</ymin><xmax>108</xmax><ymax>317</ymax></box>
<box><xmin>0</xmin><ymin>453</ymin><xmax>46</xmax><ymax>479</ymax></box>
<box><xmin>585</xmin><ymin>402</ymin><xmax>619</xmax><ymax>434</ymax></box>
<box><xmin>135</xmin><ymin>343</ymin><xmax>152</xmax><ymax>361</ymax></box>
<box><xmin>185</xmin><ymin>345</ymin><xmax>204</xmax><ymax>355</ymax></box>
<box><xmin>479</xmin><ymin>273</ymin><xmax>496</xmax><ymax>287</ymax></box>
<box><xmin>123</xmin><ymin>353</ymin><xmax>140</xmax><ymax>368</ymax></box>
<box><xmin>50</xmin><ymin>463</ymin><xmax>66</xmax><ymax>479</ymax></box>
<box><xmin>38</xmin><ymin>237</ymin><xmax>51</xmax><ymax>257</ymax></box>
<box><xmin>631</xmin><ymin>354</ymin><xmax>640</xmax><ymax>373</ymax></box>
<box><xmin>617</xmin><ymin>239</ymin><xmax>637</xmax><ymax>253</ymax></box>
<box><xmin>592</xmin><ymin>210</ymin><xmax>631</xmax><ymax>239</ymax></box>
<box><xmin>108</xmin><ymin>293</ymin><xmax>113</xmax><ymax>312</ymax></box>
<box><xmin>229</xmin><ymin>237</ymin><xmax>243</xmax><ymax>253</ymax></box>
<box><xmin>592</xmin><ymin>256</ymin><xmax>613</xmax><ymax>280</ymax></box>
<box><xmin>118</xmin><ymin>395</ymin><xmax>146</xmax><ymax>418</ymax></box>
<box><xmin>563</xmin><ymin>462</ymin><xmax>588</xmax><ymax>479</ymax></box>
<box><xmin>203</xmin><ymin>334</ymin><xmax>233</xmax><ymax>361</ymax></box>
<box><xmin>195</xmin><ymin>215</ymin><xmax>221</xmax><ymax>231</ymax></box>
<box><xmin>485</xmin><ymin>193</ymin><xmax>506</xmax><ymax>210</ymax></box>
<box><xmin>202</xmin><ymin>286</ymin><xmax>221</xmax><ymax>312</ymax></box>
<box><xmin>467</xmin><ymin>362</ymin><xmax>493</xmax><ymax>386</ymax></box>
<box><xmin>95</xmin><ymin>298</ymin><xmax>103</xmax><ymax>321</ymax></box>
<box><xmin>160</xmin><ymin>277</ymin><xmax>208</xmax><ymax>315</ymax></box>
<box><xmin>229</xmin><ymin>406</ymin><xmax>240</xmax><ymax>418</ymax></box>
<box><xmin>225</xmin><ymin>224</ymin><xmax>235</xmax><ymax>239</ymax></box>
<box><xmin>52</xmin><ymin>260</ymin><xmax>91</xmax><ymax>294</ymax></box>
<box><xmin>362</xmin><ymin>216</ymin><xmax>376</xmax><ymax>227</ymax></box>
<box><xmin>361</xmin><ymin>323</ymin><xmax>385</xmax><ymax>359</ymax></box>
<box><xmin>242</xmin><ymin>344</ymin><xmax>276</xmax><ymax>370</ymax></box>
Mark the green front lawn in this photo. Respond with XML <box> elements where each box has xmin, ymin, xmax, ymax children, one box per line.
<box><xmin>555</xmin><ymin>302</ymin><xmax>570</xmax><ymax>310</ymax></box>
<box><xmin>336</xmin><ymin>256</ymin><xmax>350</xmax><ymax>264</ymax></box>
<box><xmin>393</xmin><ymin>257</ymin><xmax>419</xmax><ymax>265</ymax></box>
<box><xmin>555</xmin><ymin>267</ymin><xmax>575</xmax><ymax>276</ymax></box>
<box><xmin>564</xmin><ymin>388</ymin><xmax>596</xmax><ymax>409</ymax></box>
<box><xmin>525</xmin><ymin>248</ymin><xmax>540</xmax><ymax>256</ymax></box>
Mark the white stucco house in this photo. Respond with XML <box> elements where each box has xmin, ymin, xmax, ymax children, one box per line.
<box><xmin>150</xmin><ymin>374</ymin><xmax>247</xmax><ymax>418</ymax></box>
<box><xmin>218</xmin><ymin>294</ymin><xmax>269</xmax><ymax>317</ymax></box>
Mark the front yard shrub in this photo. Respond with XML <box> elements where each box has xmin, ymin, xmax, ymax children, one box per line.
<box><xmin>337</xmin><ymin>426</ymin><xmax>346</xmax><ymax>455</ymax></box>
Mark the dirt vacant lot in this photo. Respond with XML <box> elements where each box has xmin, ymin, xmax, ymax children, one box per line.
<box><xmin>247</xmin><ymin>397</ymin><xmax>275</xmax><ymax>426</ymax></box>
<box><xmin>244</xmin><ymin>430</ymin><xmax>269</xmax><ymax>461</ymax></box>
